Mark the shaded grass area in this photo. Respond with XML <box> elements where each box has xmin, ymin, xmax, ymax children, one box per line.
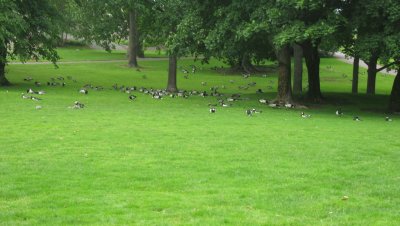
<box><xmin>0</xmin><ymin>56</ymin><xmax>399</xmax><ymax>225</ymax></box>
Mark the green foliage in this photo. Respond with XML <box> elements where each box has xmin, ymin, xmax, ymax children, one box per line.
<box><xmin>0</xmin><ymin>0</ymin><xmax>61</xmax><ymax>64</ymax></box>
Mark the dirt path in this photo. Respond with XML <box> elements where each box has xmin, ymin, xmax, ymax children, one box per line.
<box><xmin>8</xmin><ymin>58</ymin><xmax>169</xmax><ymax>65</ymax></box>
<box><xmin>333</xmin><ymin>52</ymin><xmax>397</xmax><ymax>76</ymax></box>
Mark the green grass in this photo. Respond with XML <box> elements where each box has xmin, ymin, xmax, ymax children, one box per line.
<box><xmin>0</xmin><ymin>51</ymin><xmax>399</xmax><ymax>225</ymax></box>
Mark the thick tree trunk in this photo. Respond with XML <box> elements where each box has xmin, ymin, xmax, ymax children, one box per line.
<box><xmin>128</xmin><ymin>10</ymin><xmax>139</xmax><ymax>67</ymax></box>
<box><xmin>275</xmin><ymin>45</ymin><xmax>292</xmax><ymax>103</ymax></box>
<box><xmin>389</xmin><ymin>71</ymin><xmax>400</xmax><ymax>112</ymax></box>
<box><xmin>352</xmin><ymin>56</ymin><xmax>359</xmax><ymax>94</ymax></box>
<box><xmin>293</xmin><ymin>44</ymin><xmax>303</xmax><ymax>95</ymax></box>
<box><xmin>366</xmin><ymin>54</ymin><xmax>378</xmax><ymax>95</ymax></box>
<box><xmin>0</xmin><ymin>45</ymin><xmax>10</xmax><ymax>86</ymax></box>
<box><xmin>302</xmin><ymin>40</ymin><xmax>322</xmax><ymax>101</ymax></box>
<box><xmin>167</xmin><ymin>54</ymin><xmax>178</xmax><ymax>92</ymax></box>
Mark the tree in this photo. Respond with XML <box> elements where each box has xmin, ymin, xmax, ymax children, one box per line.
<box><xmin>0</xmin><ymin>0</ymin><xmax>61</xmax><ymax>86</ymax></box>
<box><xmin>75</xmin><ymin>0</ymin><xmax>152</xmax><ymax>68</ymax></box>
<box><xmin>275</xmin><ymin>45</ymin><xmax>292</xmax><ymax>103</ymax></box>
<box><xmin>293</xmin><ymin>44</ymin><xmax>303</xmax><ymax>95</ymax></box>
<box><xmin>153</xmin><ymin>0</ymin><xmax>206</xmax><ymax>92</ymax></box>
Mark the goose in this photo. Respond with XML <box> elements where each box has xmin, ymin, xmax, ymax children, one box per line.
<box><xmin>242</xmin><ymin>73</ymin><xmax>250</xmax><ymax>79</ymax></box>
<box><xmin>268</xmin><ymin>103</ymin><xmax>278</xmax><ymax>108</ymax></box>
<box><xmin>199</xmin><ymin>91</ymin><xmax>208</xmax><ymax>97</ymax></box>
<box><xmin>285</xmin><ymin>103</ymin><xmax>295</xmax><ymax>108</ymax></box>
<box><xmin>336</xmin><ymin>108</ymin><xmax>343</xmax><ymax>116</ymax></box>
<box><xmin>259</xmin><ymin>99</ymin><xmax>268</xmax><ymax>104</ymax></box>
<box><xmin>353</xmin><ymin>116</ymin><xmax>361</xmax><ymax>121</ymax></box>
<box><xmin>21</xmin><ymin>93</ymin><xmax>31</xmax><ymax>99</ymax></box>
<box><xmin>209</xmin><ymin>108</ymin><xmax>216</xmax><ymax>113</ymax></box>
<box><xmin>35</xmin><ymin>105</ymin><xmax>42</xmax><ymax>110</ymax></box>
<box><xmin>31</xmin><ymin>96</ymin><xmax>42</xmax><ymax>101</ymax></box>
<box><xmin>153</xmin><ymin>94</ymin><xmax>162</xmax><ymax>99</ymax></box>
<box><xmin>34</xmin><ymin>81</ymin><xmax>41</xmax><ymax>87</ymax></box>
<box><xmin>251</xmin><ymin>108</ymin><xmax>262</xmax><ymax>114</ymax></box>
<box><xmin>221</xmin><ymin>102</ymin><xmax>230</xmax><ymax>107</ymax></box>
<box><xmin>246</xmin><ymin>109</ymin><xmax>253</xmax><ymax>116</ymax></box>
<box><xmin>23</xmin><ymin>77</ymin><xmax>33</xmax><ymax>81</ymax></box>
<box><xmin>73</xmin><ymin>101</ymin><xmax>84</xmax><ymax>109</ymax></box>
<box><xmin>182</xmin><ymin>69</ymin><xmax>189</xmax><ymax>74</ymax></box>
<box><xmin>385</xmin><ymin>116</ymin><xmax>393</xmax><ymax>122</ymax></box>
<box><xmin>129</xmin><ymin>95</ymin><xmax>137</xmax><ymax>101</ymax></box>
<box><xmin>256</xmin><ymin>89</ymin><xmax>263</xmax><ymax>94</ymax></box>
<box><xmin>79</xmin><ymin>89</ymin><xmax>88</xmax><ymax>94</ymax></box>
<box><xmin>27</xmin><ymin>88</ymin><xmax>37</xmax><ymax>94</ymax></box>
<box><xmin>301</xmin><ymin>112</ymin><xmax>311</xmax><ymax>118</ymax></box>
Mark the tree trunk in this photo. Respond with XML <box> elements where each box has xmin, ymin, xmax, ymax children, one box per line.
<box><xmin>137</xmin><ymin>34</ymin><xmax>145</xmax><ymax>58</ymax></box>
<box><xmin>389</xmin><ymin>71</ymin><xmax>400</xmax><ymax>112</ymax></box>
<box><xmin>275</xmin><ymin>45</ymin><xmax>292</xmax><ymax>103</ymax></box>
<box><xmin>0</xmin><ymin>45</ymin><xmax>10</xmax><ymax>86</ymax></box>
<box><xmin>366</xmin><ymin>54</ymin><xmax>378</xmax><ymax>95</ymax></box>
<box><xmin>302</xmin><ymin>40</ymin><xmax>322</xmax><ymax>101</ymax></box>
<box><xmin>241</xmin><ymin>53</ymin><xmax>256</xmax><ymax>73</ymax></box>
<box><xmin>352</xmin><ymin>56</ymin><xmax>359</xmax><ymax>94</ymax></box>
<box><xmin>128</xmin><ymin>10</ymin><xmax>139</xmax><ymax>67</ymax></box>
<box><xmin>167</xmin><ymin>54</ymin><xmax>178</xmax><ymax>92</ymax></box>
<box><xmin>293</xmin><ymin>44</ymin><xmax>303</xmax><ymax>95</ymax></box>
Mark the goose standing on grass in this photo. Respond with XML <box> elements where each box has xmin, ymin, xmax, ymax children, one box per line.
<box><xmin>353</xmin><ymin>116</ymin><xmax>361</xmax><ymax>121</ymax></box>
<box><xmin>209</xmin><ymin>108</ymin><xmax>216</xmax><ymax>113</ymax></box>
<box><xmin>385</xmin><ymin>116</ymin><xmax>393</xmax><ymax>122</ymax></box>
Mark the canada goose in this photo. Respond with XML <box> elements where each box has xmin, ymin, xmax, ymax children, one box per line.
<box><xmin>209</xmin><ymin>108</ymin><xmax>216</xmax><ymax>113</ymax></box>
<box><xmin>129</xmin><ymin>95</ymin><xmax>137</xmax><ymax>100</ymax></box>
<box><xmin>385</xmin><ymin>116</ymin><xmax>392</xmax><ymax>122</ymax></box>
<box><xmin>353</xmin><ymin>116</ymin><xmax>361</xmax><ymax>121</ymax></box>
<box><xmin>285</xmin><ymin>103</ymin><xmax>295</xmax><ymax>108</ymax></box>
<box><xmin>301</xmin><ymin>112</ymin><xmax>311</xmax><ymax>118</ymax></box>
<box><xmin>259</xmin><ymin>99</ymin><xmax>268</xmax><ymax>104</ymax></box>
<box><xmin>246</xmin><ymin>109</ymin><xmax>253</xmax><ymax>116</ymax></box>
<box><xmin>256</xmin><ymin>89</ymin><xmax>263</xmax><ymax>94</ymax></box>
<box><xmin>31</xmin><ymin>96</ymin><xmax>42</xmax><ymax>101</ymax></box>
<box><xmin>79</xmin><ymin>89</ymin><xmax>88</xmax><ymax>94</ymax></box>
<box><xmin>72</xmin><ymin>101</ymin><xmax>84</xmax><ymax>109</ymax></box>
<box><xmin>336</xmin><ymin>109</ymin><xmax>343</xmax><ymax>116</ymax></box>
<box><xmin>23</xmin><ymin>77</ymin><xmax>33</xmax><ymax>81</ymax></box>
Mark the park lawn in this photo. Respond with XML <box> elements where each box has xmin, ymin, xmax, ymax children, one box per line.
<box><xmin>0</xmin><ymin>54</ymin><xmax>399</xmax><ymax>225</ymax></box>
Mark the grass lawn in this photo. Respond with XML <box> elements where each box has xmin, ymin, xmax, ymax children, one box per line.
<box><xmin>0</xmin><ymin>50</ymin><xmax>399</xmax><ymax>225</ymax></box>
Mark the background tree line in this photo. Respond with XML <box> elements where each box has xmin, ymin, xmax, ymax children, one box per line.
<box><xmin>0</xmin><ymin>0</ymin><xmax>399</xmax><ymax>111</ymax></box>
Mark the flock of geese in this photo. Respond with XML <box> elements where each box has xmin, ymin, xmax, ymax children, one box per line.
<box><xmin>19</xmin><ymin>66</ymin><xmax>394</xmax><ymax>122</ymax></box>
